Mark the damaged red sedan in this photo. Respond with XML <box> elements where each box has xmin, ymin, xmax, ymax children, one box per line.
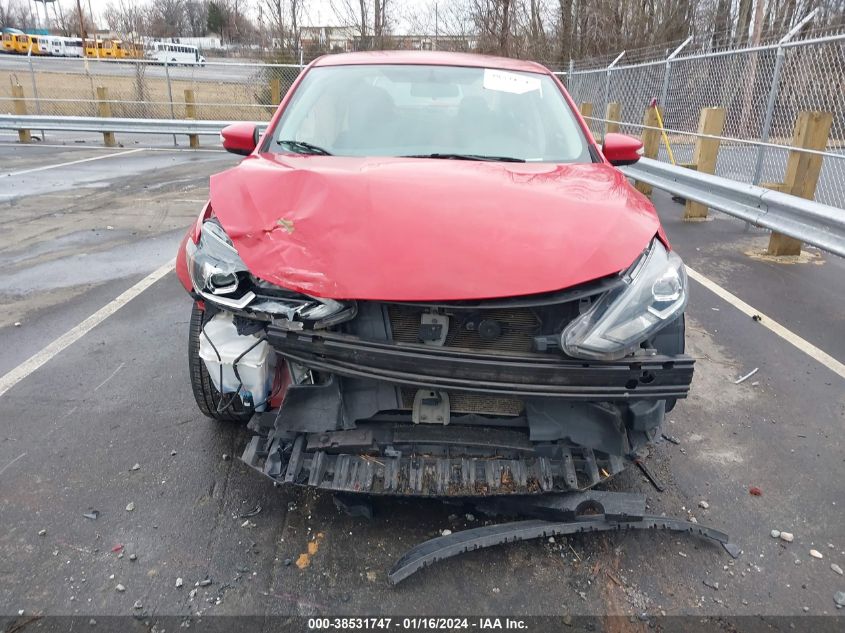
<box><xmin>176</xmin><ymin>51</ymin><xmax>693</xmax><ymax>496</ymax></box>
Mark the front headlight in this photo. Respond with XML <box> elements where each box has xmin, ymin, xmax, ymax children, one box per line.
<box><xmin>186</xmin><ymin>218</ymin><xmax>249</xmax><ymax>298</ymax></box>
<box><xmin>186</xmin><ymin>218</ymin><xmax>354</xmax><ymax>326</ymax></box>
<box><xmin>562</xmin><ymin>239</ymin><xmax>687</xmax><ymax>360</ymax></box>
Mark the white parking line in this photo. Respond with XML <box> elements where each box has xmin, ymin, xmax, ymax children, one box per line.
<box><xmin>0</xmin><ymin>262</ymin><xmax>174</xmax><ymax>399</ymax></box>
<box><xmin>3</xmin><ymin>148</ymin><xmax>146</xmax><ymax>177</ymax></box>
<box><xmin>687</xmin><ymin>266</ymin><xmax>845</xmax><ymax>380</ymax></box>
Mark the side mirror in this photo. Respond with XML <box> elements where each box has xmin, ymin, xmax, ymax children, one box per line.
<box><xmin>221</xmin><ymin>123</ymin><xmax>259</xmax><ymax>156</ymax></box>
<box><xmin>602</xmin><ymin>133</ymin><xmax>643</xmax><ymax>166</ymax></box>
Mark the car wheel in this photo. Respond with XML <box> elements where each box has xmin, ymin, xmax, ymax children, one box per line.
<box><xmin>188</xmin><ymin>301</ymin><xmax>252</xmax><ymax>423</ymax></box>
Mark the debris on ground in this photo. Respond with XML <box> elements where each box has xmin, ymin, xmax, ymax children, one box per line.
<box><xmin>734</xmin><ymin>368</ymin><xmax>759</xmax><ymax>384</ymax></box>
<box><xmin>466</xmin><ymin>513</ymin><xmax>476</xmax><ymax>522</ymax></box>
<box><xmin>810</xmin><ymin>549</ymin><xmax>823</xmax><ymax>559</ymax></box>
<box><xmin>129</xmin><ymin>463</ymin><xmax>140</xmax><ymax>471</ymax></box>
<box><xmin>115</xmin><ymin>584</ymin><xmax>125</xmax><ymax>593</ymax></box>
<box><xmin>111</xmin><ymin>544</ymin><xmax>124</xmax><ymax>553</ymax></box>
<box><xmin>14</xmin><ymin>322</ymin><xmax>21</xmax><ymax>327</ymax></box>
<box><xmin>834</xmin><ymin>591</ymin><xmax>845</xmax><ymax>608</ymax></box>
<box><xmin>171</xmin><ymin>450</ymin><xmax>177</xmax><ymax>456</ymax></box>
<box><xmin>239</xmin><ymin>505</ymin><xmax>262</xmax><ymax>519</ymax></box>
<box><xmin>661</xmin><ymin>433</ymin><xmax>681</xmax><ymax>445</ymax></box>
<box><xmin>133</xmin><ymin>600</ymin><xmax>142</xmax><ymax>610</ymax></box>
<box><xmin>175</xmin><ymin>578</ymin><xmax>184</xmax><ymax>588</ymax></box>
<box><xmin>752</xmin><ymin>314</ymin><xmax>762</xmax><ymax>322</ymax></box>
<box><xmin>749</xmin><ymin>486</ymin><xmax>762</xmax><ymax>496</ymax></box>
<box><xmin>125</xmin><ymin>502</ymin><xmax>135</xmax><ymax>512</ymax></box>
<box><xmin>771</xmin><ymin>530</ymin><xmax>781</xmax><ymax>538</ymax></box>
<box><xmin>703</xmin><ymin>580</ymin><xmax>719</xmax><ymax>590</ymax></box>
<box><xmin>832</xmin><ymin>564</ymin><xmax>844</xmax><ymax>576</ymax></box>
<box><xmin>196</xmin><ymin>578</ymin><xmax>212</xmax><ymax>587</ymax></box>
<box><xmin>38</xmin><ymin>529</ymin><xmax>46</xmax><ymax>536</ymax></box>
<box><xmin>129</xmin><ymin>554</ymin><xmax>137</xmax><ymax>562</ymax></box>
<box><xmin>780</xmin><ymin>532</ymin><xmax>794</xmax><ymax>543</ymax></box>
<box><xmin>698</xmin><ymin>500</ymin><xmax>710</xmax><ymax>509</ymax></box>
<box><xmin>441</xmin><ymin>529</ymin><xmax>452</xmax><ymax>536</ymax></box>
<box><xmin>83</xmin><ymin>510</ymin><xmax>100</xmax><ymax>520</ymax></box>
<box><xmin>222</xmin><ymin>454</ymin><xmax>231</xmax><ymax>461</ymax></box>
<box><xmin>240</xmin><ymin>520</ymin><xmax>256</xmax><ymax>529</ymax></box>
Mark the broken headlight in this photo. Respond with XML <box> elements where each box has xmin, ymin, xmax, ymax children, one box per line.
<box><xmin>186</xmin><ymin>218</ymin><xmax>254</xmax><ymax>308</ymax></box>
<box><xmin>186</xmin><ymin>218</ymin><xmax>354</xmax><ymax>326</ymax></box>
<box><xmin>561</xmin><ymin>239</ymin><xmax>687</xmax><ymax>360</ymax></box>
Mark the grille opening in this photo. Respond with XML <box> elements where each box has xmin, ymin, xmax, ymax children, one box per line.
<box><xmin>387</xmin><ymin>304</ymin><xmax>540</xmax><ymax>353</ymax></box>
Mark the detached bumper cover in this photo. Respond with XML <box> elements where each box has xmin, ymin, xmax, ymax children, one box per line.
<box><xmin>266</xmin><ymin>327</ymin><xmax>694</xmax><ymax>401</ymax></box>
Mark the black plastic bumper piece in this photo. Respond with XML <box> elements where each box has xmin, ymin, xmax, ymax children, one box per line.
<box><xmin>388</xmin><ymin>515</ymin><xmax>741</xmax><ymax>585</ymax></box>
<box><xmin>241</xmin><ymin>424</ymin><xmax>630</xmax><ymax>496</ymax></box>
<box><xmin>266</xmin><ymin>328</ymin><xmax>694</xmax><ymax>401</ymax></box>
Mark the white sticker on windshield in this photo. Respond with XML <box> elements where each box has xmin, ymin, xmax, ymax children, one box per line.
<box><xmin>482</xmin><ymin>69</ymin><xmax>541</xmax><ymax>95</ymax></box>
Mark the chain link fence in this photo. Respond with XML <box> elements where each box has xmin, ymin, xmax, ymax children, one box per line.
<box><xmin>0</xmin><ymin>56</ymin><xmax>303</xmax><ymax>123</ymax></box>
<box><xmin>561</xmin><ymin>32</ymin><xmax>845</xmax><ymax>209</ymax></box>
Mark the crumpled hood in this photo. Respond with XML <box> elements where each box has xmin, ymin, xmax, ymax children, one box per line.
<box><xmin>210</xmin><ymin>155</ymin><xmax>660</xmax><ymax>301</ymax></box>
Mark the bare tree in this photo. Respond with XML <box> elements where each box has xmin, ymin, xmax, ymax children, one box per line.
<box><xmin>330</xmin><ymin>0</ymin><xmax>392</xmax><ymax>49</ymax></box>
<box><xmin>147</xmin><ymin>0</ymin><xmax>186</xmax><ymax>38</ymax></box>
<box><xmin>184</xmin><ymin>0</ymin><xmax>209</xmax><ymax>37</ymax></box>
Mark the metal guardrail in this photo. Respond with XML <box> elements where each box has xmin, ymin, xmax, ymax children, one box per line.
<box><xmin>622</xmin><ymin>157</ymin><xmax>845</xmax><ymax>257</ymax></box>
<box><xmin>1</xmin><ymin>114</ymin><xmax>842</xmax><ymax>258</ymax></box>
<box><xmin>0</xmin><ymin>114</ymin><xmax>265</xmax><ymax>136</ymax></box>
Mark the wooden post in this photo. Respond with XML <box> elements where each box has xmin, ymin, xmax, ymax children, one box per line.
<box><xmin>634</xmin><ymin>106</ymin><xmax>662</xmax><ymax>195</ymax></box>
<box><xmin>12</xmin><ymin>84</ymin><xmax>32</xmax><ymax>143</ymax></box>
<box><xmin>184</xmin><ymin>89</ymin><xmax>199</xmax><ymax>149</ymax></box>
<box><xmin>577</xmin><ymin>102</ymin><xmax>594</xmax><ymax>138</ymax></box>
<box><xmin>270</xmin><ymin>78</ymin><xmax>281</xmax><ymax>106</ymax></box>
<box><xmin>95</xmin><ymin>86</ymin><xmax>116</xmax><ymax>147</ymax></box>
<box><xmin>767</xmin><ymin>111</ymin><xmax>834</xmax><ymax>256</ymax></box>
<box><xmin>605</xmin><ymin>102</ymin><xmax>621</xmax><ymax>135</ymax></box>
<box><xmin>684</xmin><ymin>107</ymin><xmax>726</xmax><ymax>220</ymax></box>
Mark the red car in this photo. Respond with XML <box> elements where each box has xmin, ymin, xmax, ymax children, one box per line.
<box><xmin>176</xmin><ymin>51</ymin><xmax>692</xmax><ymax>496</ymax></box>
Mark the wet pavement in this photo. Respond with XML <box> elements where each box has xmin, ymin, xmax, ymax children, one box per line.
<box><xmin>0</xmin><ymin>136</ymin><xmax>843</xmax><ymax>628</ymax></box>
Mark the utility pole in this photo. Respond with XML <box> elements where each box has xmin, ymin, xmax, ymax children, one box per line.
<box><xmin>434</xmin><ymin>2</ymin><xmax>438</xmax><ymax>50</ymax></box>
<box><xmin>75</xmin><ymin>0</ymin><xmax>86</xmax><ymax>39</ymax></box>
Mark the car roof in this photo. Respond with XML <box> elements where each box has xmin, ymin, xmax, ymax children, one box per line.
<box><xmin>311</xmin><ymin>50</ymin><xmax>552</xmax><ymax>75</ymax></box>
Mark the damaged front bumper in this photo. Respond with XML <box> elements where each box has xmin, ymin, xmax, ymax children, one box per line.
<box><xmin>196</xmin><ymin>271</ymin><xmax>693</xmax><ymax>497</ymax></box>
<box><xmin>233</xmin><ymin>316</ymin><xmax>692</xmax><ymax>497</ymax></box>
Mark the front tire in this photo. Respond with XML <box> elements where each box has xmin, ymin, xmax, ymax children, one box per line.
<box><xmin>188</xmin><ymin>301</ymin><xmax>252</xmax><ymax>423</ymax></box>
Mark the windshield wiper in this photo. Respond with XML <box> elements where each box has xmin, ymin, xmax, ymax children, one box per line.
<box><xmin>403</xmin><ymin>153</ymin><xmax>525</xmax><ymax>163</ymax></box>
<box><xmin>278</xmin><ymin>140</ymin><xmax>333</xmax><ymax>156</ymax></box>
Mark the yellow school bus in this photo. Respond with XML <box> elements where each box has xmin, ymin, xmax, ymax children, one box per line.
<box><xmin>1</xmin><ymin>32</ymin><xmax>17</xmax><ymax>53</ymax></box>
<box><xmin>4</xmin><ymin>33</ymin><xmax>44</xmax><ymax>54</ymax></box>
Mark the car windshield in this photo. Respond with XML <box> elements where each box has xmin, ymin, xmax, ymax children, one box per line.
<box><xmin>270</xmin><ymin>64</ymin><xmax>591</xmax><ymax>163</ymax></box>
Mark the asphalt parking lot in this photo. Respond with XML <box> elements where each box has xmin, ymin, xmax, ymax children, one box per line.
<box><xmin>0</xmin><ymin>133</ymin><xmax>843</xmax><ymax>629</ymax></box>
